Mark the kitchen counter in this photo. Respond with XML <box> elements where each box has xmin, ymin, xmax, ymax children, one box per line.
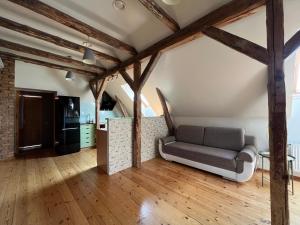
<box><xmin>80</xmin><ymin>124</ymin><xmax>96</xmax><ymax>149</ymax></box>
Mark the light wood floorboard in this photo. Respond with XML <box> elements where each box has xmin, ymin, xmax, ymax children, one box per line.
<box><xmin>0</xmin><ymin>149</ymin><xmax>299</xmax><ymax>225</ymax></box>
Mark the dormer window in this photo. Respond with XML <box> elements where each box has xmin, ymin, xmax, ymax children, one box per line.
<box><xmin>121</xmin><ymin>84</ymin><xmax>156</xmax><ymax>117</ymax></box>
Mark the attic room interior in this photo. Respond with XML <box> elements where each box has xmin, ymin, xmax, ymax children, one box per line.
<box><xmin>1</xmin><ymin>0</ymin><xmax>300</xmax><ymax>224</ymax></box>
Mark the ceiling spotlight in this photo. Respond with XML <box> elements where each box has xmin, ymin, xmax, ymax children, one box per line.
<box><xmin>162</xmin><ymin>0</ymin><xmax>181</xmax><ymax>5</ymax></box>
<box><xmin>113</xmin><ymin>0</ymin><xmax>126</xmax><ymax>10</ymax></box>
<box><xmin>83</xmin><ymin>47</ymin><xmax>96</xmax><ymax>65</ymax></box>
<box><xmin>65</xmin><ymin>71</ymin><xmax>75</xmax><ymax>81</ymax></box>
<box><xmin>0</xmin><ymin>57</ymin><xmax>4</xmax><ymax>70</ymax></box>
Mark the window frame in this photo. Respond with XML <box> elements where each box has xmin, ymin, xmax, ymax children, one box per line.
<box><xmin>121</xmin><ymin>83</ymin><xmax>156</xmax><ymax>117</ymax></box>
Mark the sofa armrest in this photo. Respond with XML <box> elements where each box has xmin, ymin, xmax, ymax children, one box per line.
<box><xmin>237</xmin><ymin>145</ymin><xmax>257</xmax><ymax>162</ymax></box>
<box><xmin>161</xmin><ymin>136</ymin><xmax>176</xmax><ymax>145</ymax></box>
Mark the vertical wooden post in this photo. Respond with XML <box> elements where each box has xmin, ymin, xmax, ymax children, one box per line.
<box><xmin>133</xmin><ymin>61</ymin><xmax>142</xmax><ymax>168</ymax></box>
<box><xmin>119</xmin><ymin>53</ymin><xmax>160</xmax><ymax>168</ymax></box>
<box><xmin>95</xmin><ymin>81</ymin><xmax>99</xmax><ymax>128</ymax></box>
<box><xmin>90</xmin><ymin>78</ymin><xmax>107</xmax><ymax>129</ymax></box>
<box><xmin>266</xmin><ymin>0</ymin><xmax>289</xmax><ymax>224</ymax></box>
<box><xmin>95</xmin><ymin>96</ymin><xmax>100</xmax><ymax>128</ymax></box>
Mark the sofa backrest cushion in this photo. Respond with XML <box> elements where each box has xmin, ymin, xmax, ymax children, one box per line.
<box><xmin>203</xmin><ymin>127</ymin><xmax>245</xmax><ymax>151</ymax></box>
<box><xmin>176</xmin><ymin>125</ymin><xmax>205</xmax><ymax>145</ymax></box>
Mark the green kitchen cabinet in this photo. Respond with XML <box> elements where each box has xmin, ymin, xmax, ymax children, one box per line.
<box><xmin>80</xmin><ymin>124</ymin><xmax>96</xmax><ymax>148</ymax></box>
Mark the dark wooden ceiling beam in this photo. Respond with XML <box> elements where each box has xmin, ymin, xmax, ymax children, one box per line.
<box><xmin>8</xmin><ymin>0</ymin><xmax>137</xmax><ymax>55</ymax></box>
<box><xmin>0</xmin><ymin>51</ymin><xmax>97</xmax><ymax>77</ymax></box>
<box><xmin>119</xmin><ymin>69</ymin><xmax>134</xmax><ymax>90</ymax></box>
<box><xmin>93</xmin><ymin>0</ymin><xmax>265</xmax><ymax>81</ymax></box>
<box><xmin>0</xmin><ymin>38</ymin><xmax>105</xmax><ymax>73</ymax></box>
<box><xmin>138</xmin><ymin>0</ymin><xmax>180</xmax><ymax>32</ymax></box>
<box><xmin>138</xmin><ymin>52</ymin><xmax>161</xmax><ymax>91</ymax></box>
<box><xmin>0</xmin><ymin>17</ymin><xmax>121</xmax><ymax>64</ymax></box>
<box><xmin>203</xmin><ymin>26</ymin><xmax>268</xmax><ymax>64</ymax></box>
<box><xmin>284</xmin><ymin>30</ymin><xmax>300</xmax><ymax>59</ymax></box>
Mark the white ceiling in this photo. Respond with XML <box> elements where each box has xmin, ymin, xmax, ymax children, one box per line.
<box><xmin>0</xmin><ymin>0</ymin><xmax>231</xmax><ymax>67</ymax></box>
<box><xmin>105</xmin><ymin>0</ymin><xmax>300</xmax><ymax>118</ymax></box>
<box><xmin>1</xmin><ymin>0</ymin><xmax>300</xmax><ymax>118</ymax></box>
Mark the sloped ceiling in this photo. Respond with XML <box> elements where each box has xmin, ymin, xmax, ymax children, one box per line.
<box><xmin>1</xmin><ymin>0</ymin><xmax>299</xmax><ymax>119</ymax></box>
<box><xmin>106</xmin><ymin>0</ymin><xmax>300</xmax><ymax>118</ymax></box>
<box><xmin>0</xmin><ymin>0</ymin><xmax>231</xmax><ymax>64</ymax></box>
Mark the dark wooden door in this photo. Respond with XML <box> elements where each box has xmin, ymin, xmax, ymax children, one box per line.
<box><xmin>19</xmin><ymin>95</ymin><xmax>43</xmax><ymax>150</ymax></box>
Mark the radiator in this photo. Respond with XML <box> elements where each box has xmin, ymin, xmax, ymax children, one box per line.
<box><xmin>290</xmin><ymin>144</ymin><xmax>300</xmax><ymax>172</ymax></box>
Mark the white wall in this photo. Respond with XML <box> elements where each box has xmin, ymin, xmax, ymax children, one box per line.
<box><xmin>104</xmin><ymin>2</ymin><xmax>300</xmax><ymax>152</ymax></box>
<box><xmin>15</xmin><ymin>61</ymin><xmax>95</xmax><ymax>123</ymax></box>
<box><xmin>288</xmin><ymin>95</ymin><xmax>300</xmax><ymax>144</ymax></box>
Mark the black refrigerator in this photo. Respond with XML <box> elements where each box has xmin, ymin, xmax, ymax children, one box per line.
<box><xmin>55</xmin><ymin>96</ymin><xmax>80</xmax><ymax>155</ymax></box>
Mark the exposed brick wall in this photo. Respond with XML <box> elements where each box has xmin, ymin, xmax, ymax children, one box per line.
<box><xmin>0</xmin><ymin>57</ymin><xmax>15</xmax><ymax>160</ymax></box>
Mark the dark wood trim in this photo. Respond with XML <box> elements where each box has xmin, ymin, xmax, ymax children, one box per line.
<box><xmin>266</xmin><ymin>0</ymin><xmax>289</xmax><ymax>224</ymax></box>
<box><xmin>93</xmin><ymin>78</ymin><xmax>108</xmax><ymax>129</ymax></box>
<box><xmin>1</xmin><ymin>51</ymin><xmax>97</xmax><ymax>77</ymax></box>
<box><xmin>133</xmin><ymin>62</ymin><xmax>142</xmax><ymax>168</ymax></box>
<box><xmin>93</xmin><ymin>0</ymin><xmax>265</xmax><ymax>80</ymax></box>
<box><xmin>0</xmin><ymin>17</ymin><xmax>120</xmax><ymax>64</ymax></box>
<box><xmin>138</xmin><ymin>0</ymin><xmax>180</xmax><ymax>32</ymax></box>
<box><xmin>0</xmin><ymin>38</ymin><xmax>105</xmax><ymax>73</ymax></box>
<box><xmin>284</xmin><ymin>30</ymin><xmax>300</xmax><ymax>59</ymax></box>
<box><xmin>203</xmin><ymin>26</ymin><xmax>268</xmax><ymax>64</ymax></box>
<box><xmin>138</xmin><ymin>52</ymin><xmax>161</xmax><ymax>92</ymax></box>
<box><xmin>156</xmin><ymin>88</ymin><xmax>175</xmax><ymax>136</ymax></box>
<box><xmin>119</xmin><ymin>69</ymin><xmax>134</xmax><ymax>90</ymax></box>
<box><xmin>8</xmin><ymin>0</ymin><xmax>137</xmax><ymax>55</ymax></box>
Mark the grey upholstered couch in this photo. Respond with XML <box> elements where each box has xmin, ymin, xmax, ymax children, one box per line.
<box><xmin>159</xmin><ymin>125</ymin><xmax>258</xmax><ymax>182</ymax></box>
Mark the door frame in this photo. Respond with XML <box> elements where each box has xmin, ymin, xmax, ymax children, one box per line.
<box><xmin>15</xmin><ymin>88</ymin><xmax>57</xmax><ymax>155</ymax></box>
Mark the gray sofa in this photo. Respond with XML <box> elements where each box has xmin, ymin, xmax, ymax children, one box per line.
<box><xmin>159</xmin><ymin>125</ymin><xmax>258</xmax><ymax>182</ymax></box>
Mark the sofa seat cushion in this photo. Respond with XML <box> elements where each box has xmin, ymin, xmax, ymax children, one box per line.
<box><xmin>176</xmin><ymin>125</ymin><xmax>205</xmax><ymax>145</ymax></box>
<box><xmin>204</xmin><ymin>127</ymin><xmax>245</xmax><ymax>151</ymax></box>
<box><xmin>163</xmin><ymin>142</ymin><xmax>238</xmax><ymax>172</ymax></box>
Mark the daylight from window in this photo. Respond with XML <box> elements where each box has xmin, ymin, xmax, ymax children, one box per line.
<box><xmin>297</xmin><ymin>66</ymin><xmax>300</xmax><ymax>93</ymax></box>
<box><xmin>121</xmin><ymin>84</ymin><xmax>156</xmax><ymax>117</ymax></box>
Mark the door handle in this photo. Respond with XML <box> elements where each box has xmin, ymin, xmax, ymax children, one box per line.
<box><xmin>62</xmin><ymin>127</ymin><xmax>79</xmax><ymax>131</ymax></box>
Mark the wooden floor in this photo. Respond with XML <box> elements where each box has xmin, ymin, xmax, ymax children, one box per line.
<box><xmin>0</xmin><ymin>149</ymin><xmax>299</xmax><ymax>225</ymax></box>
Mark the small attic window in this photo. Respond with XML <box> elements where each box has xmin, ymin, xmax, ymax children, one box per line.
<box><xmin>121</xmin><ymin>84</ymin><xmax>156</xmax><ymax>117</ymax></box>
